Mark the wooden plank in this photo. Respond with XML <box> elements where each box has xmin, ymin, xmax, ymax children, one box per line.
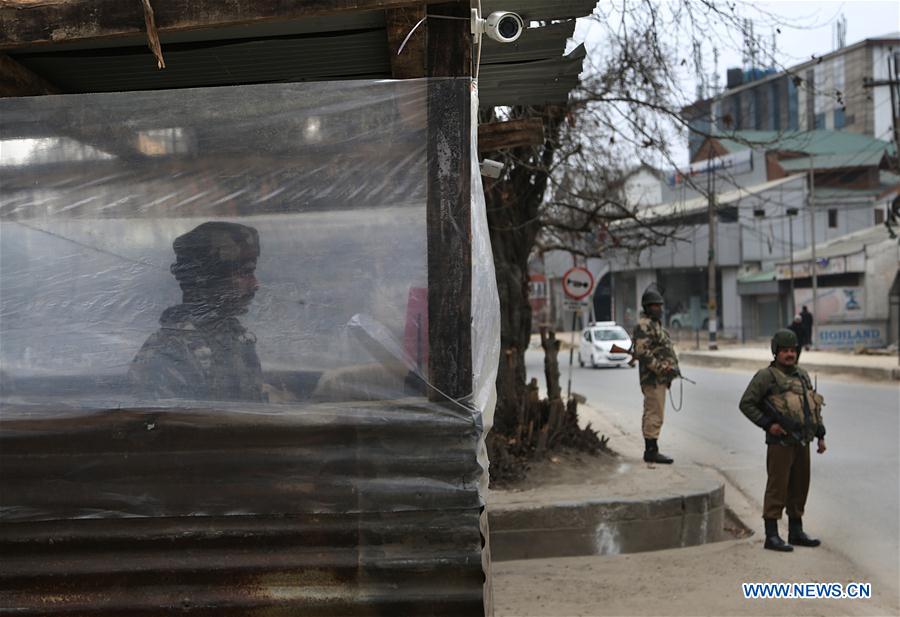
<box><xmin>425</xmin><ymin>1</ymin><xmax>472</xmax><ymax>403</ymax></box>
<box><xmin>477</xmin><ymin>118</ymin><xmax>544</xmax><ymax>152</ymax></box>
<box><xmin>0</xmin><ymin>0</ymin><xmax>444</xmax><ymax>50</ymax></box>
<box><xmin>0</xmin><ymin>53</ymin><xmax>60</xmax><ymax>97</ymax></box>
<box><xmin>385</xmin><ymin>6</ymin><xmax>425</xmax><ymax>78</ymax></box>
<box><xmin>10</xmin><ymin>30</ymin><xmax>391</xmax><ymax>94</ymax></box>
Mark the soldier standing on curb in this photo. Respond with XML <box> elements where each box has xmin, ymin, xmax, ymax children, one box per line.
<box><xmin>129</xmin><ymin>221</ymin><xmax>266</xmax><ymax>402</ymax></box>
<box><xmin>632</xmin><ymin>288</ymin><xmax>680</xmax><ymax>465</ymax></box>
<box><xmin>738</xmin><ymin>329</ymin><xmax>826</xmax><ymax>552</ymax></box>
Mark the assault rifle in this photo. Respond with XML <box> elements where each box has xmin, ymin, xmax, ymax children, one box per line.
<box><xmin>609</xmin><ymin>343</ymin><xmax>696</xmax><ymax>384</ymax></box>
<box><xmin>609</xmin><ymin>343</ymin><xmax>636</xmax><ymax>367</ymax></box>
<box><xmin>761</xmin><ymin>399</ymin><xmax>806</xmax><ymax>443</ymax></box>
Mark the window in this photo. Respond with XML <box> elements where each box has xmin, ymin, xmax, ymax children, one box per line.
<box><xmin>833</xmin><ymin>108</ymin><xmax>845</xmax><ymax>129</ymax></box>
<box><xmin>593</xmin><ymin>327</ymin><xmax>629</xmax><ymax>341</ymax></box>
<box><xmin>875</xmin><ymin>208</ymin><xmax>885</xmax><ymax>225</ymax></box>
<box><xmin>814</xmin><ymin>113</ymin><xmax>825</xmax><ymax>129</ymax></box>
<box><xmin>828</xmin><ymin>209</ymin><xmax>838</xmax><ymax>228</ymax></box>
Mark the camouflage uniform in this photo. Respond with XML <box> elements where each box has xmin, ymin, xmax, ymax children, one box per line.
<box><xmin>129</xmin><ymin>305</ymin><xmax>265</xmax><ymax>401</ymax></box>
<box><xmin>738</xmin><ymin>329</ymin><xmax>826</xmax><ymax>550</ymax></box>
<box><xmin>632</xmin><ymin>310</ymin><xmax>679</xmax><ymax>440</ymax></box>
<box><xmin>739</xmin><ymin>361</ymin><xmax>825</xmax><ymax>521</ymax></box>
<box><xmin>128</xmin><ymin>222</ymin><xmax>265</xmax><ymax>402</ymax></box>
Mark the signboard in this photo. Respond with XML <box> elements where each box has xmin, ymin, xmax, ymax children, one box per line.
<box><xmin>775</xmin><ymin>251</ymin><xmax>865</xmax><ymax>280</ymax></box>
<box><xmin>667</xmin><ymin>149</ymin><xmax>753</xmax><ymax>186</ymax></box>
<box><xmin>793</xmin><ymin>287</ymin><xmax>863</xmax><ymax>323</ymax></box>
<box><xmin>816</xmin><ymin>323</ymin><xmax>886</xmax><ymax>349</ymax></box>
<box><xmin>563</xmin><ymin>298</ymin><xmax>590</xmax><ymax>312</ymax></box>
<box><xmin>562</xmin><ymin>266</ymin><xmax>595</xmax><ymax>301</ymax></box>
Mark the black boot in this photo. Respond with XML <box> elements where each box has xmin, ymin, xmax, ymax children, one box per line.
<box><xmin>763</xmin><ymin>519</ymin><xmax>793</xmax><ymax>552</ymax></box>
<box><xmin>643</xmin><ymin>438</ymin><xmax>673</xmax><ymax>464</ymax></box>
<box><xmin>788</xmin><ymin>518</ymin><xmax>821</xmax><ymax>547</ymax></box>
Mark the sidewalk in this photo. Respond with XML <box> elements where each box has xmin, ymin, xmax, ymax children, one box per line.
<box><xmin>488</xmin><ymin>402</ymin><xmax>898</xmax><ymax>616</ymax></box>
<box><xmin>678</xmin><ymin>344</ymin><xmax>899</xmax><ymax>381</ymax></box>
<box><xmin>533</xmin><ymin>332</ymin><xmax>900</xmax><ymax>381</ymax></box>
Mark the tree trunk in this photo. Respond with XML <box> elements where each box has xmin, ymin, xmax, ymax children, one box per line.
<box><xmin>484</xmin><ymin>107</ymin><xmax>564</xmax><ymax>439</ymax></box>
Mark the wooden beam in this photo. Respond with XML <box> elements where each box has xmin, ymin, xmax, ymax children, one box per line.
<box><xmin>425</xmin><ymin>1</ymin><xmax>472</xmax><ymax>404</ymax></box>
<box><xmin>0</xmin><ymin>54</ymin><xmax>60</xmax><ymax>97</ymax></box>
<box><xmin>385</xmin><ymin>6</ymin><xmax>425</xmax><ymax>79</ymax></box>
<box><xmin>477</xmin><ymin>118</ymin><xmax>544</xmax><ymax>152</ymax></box>
<box><xmin>0</xmin><ymin>0</ymin><xmax>445</xmax><ymax>50</ymax></box>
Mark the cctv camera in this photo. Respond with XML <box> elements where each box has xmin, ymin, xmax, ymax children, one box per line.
<box><xmin>472</xmin><ymin>10</ymin><xmax>524</xmax><ymax>44</ymax></box>
<box><xmin>480</xmin><ymin>159</ymin><xmax>504</xmax><ymax>179</ymax></box>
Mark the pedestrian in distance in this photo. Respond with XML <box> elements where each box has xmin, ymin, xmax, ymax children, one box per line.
<box><xmin>738</xmin><ymin>329</ymin><xmax>826</xmax><ymax>552</ymax></box>
<box><xmin>788</xmin><ymin>315</ymin><xmax>804</xmax><ymax>359</ymax></box>
<box><xmin>800</xmin><ymin>305</ymin><xmax>814</xmax><ymax>350</ymax></box>
<box><xmin>631</xmin><ymin>288</ymin><xmax>680</xmax><ymax>465</ymax></box>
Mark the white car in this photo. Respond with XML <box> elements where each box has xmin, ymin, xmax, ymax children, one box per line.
<box><xmin>578</xmin><ymin>322</ymin><xmax>633</xmax><ymax>368</ymax></box>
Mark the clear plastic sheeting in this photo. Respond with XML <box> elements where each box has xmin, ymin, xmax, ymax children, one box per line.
<box><xmin>0</xmin><ymin>79</ymin><xmax>498</xmax><ymax>524</ymax></box>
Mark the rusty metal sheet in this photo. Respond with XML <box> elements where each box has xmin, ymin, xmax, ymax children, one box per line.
<box><xmin>0</xmin><ymin>399</ymin><xmax>489</xmax><ymax>615</ymax></box>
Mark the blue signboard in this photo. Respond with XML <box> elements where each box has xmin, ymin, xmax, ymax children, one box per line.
<box><xmin>816</xmin><ymin>323</ymin><xmax>886</xmax><ymax>349</ymax></box>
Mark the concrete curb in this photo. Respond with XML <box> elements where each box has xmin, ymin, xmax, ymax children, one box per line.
<box><xmin>488</xmin><ymin>475</ymin><xmax>725</xmax><ymax>562</ymax></box>
<box><xmin>679</xmin><ymin>351</ymin><xmax>898</xmax><ymax>381</ymax></box>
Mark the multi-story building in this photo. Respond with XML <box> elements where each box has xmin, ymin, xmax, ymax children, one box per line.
<box><xmin>684</xmin><ymin>33</ymin><xmax>900</xmax><ymax>159</ymax></box>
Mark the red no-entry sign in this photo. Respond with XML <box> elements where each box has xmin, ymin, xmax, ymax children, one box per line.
<box><xmin>562</xmin><ymin>266</ymin><xmax>595</xmax><ymax>301</ymax></box>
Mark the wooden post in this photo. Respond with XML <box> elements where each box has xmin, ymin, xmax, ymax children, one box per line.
<box><xmin>426</xmin><ymin>1</ymin><xmax>472</xmax><ymax>402</ymax></box>
<box><xmin>385</xmin><ymin>6</ymin><xmax>426</xmax><ymax>79</ymax></box>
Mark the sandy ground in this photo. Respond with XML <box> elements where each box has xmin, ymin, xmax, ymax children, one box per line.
<box><xmin>492</xmin><ymin>539</ymin><xmax>894</xmax><ymax>617</ymax></box>
<box><xmin>490</xmin><ymin>452</ymin><xmax>897</xmax><ymax>616</ymax></box>
<box><xmin>488</xmin><ymin>405</ymin><xmax>900</xmax><ymax>616</ymax></box>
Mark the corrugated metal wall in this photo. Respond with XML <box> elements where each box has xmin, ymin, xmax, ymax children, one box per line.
<box><xmin>0</xmin><ymin>400</ymin><xmax>489</xmax><ymax>615</ymax></box>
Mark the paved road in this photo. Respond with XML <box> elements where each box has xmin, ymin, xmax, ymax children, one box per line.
<box><xmin>525</xmin><ymin>349</ymin><xmax>900</xmax><ymax>604</ymax></box>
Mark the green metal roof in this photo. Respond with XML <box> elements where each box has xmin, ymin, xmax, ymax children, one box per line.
<box><xmin>738</xmin><ymin>269</ymin><xmax>777</xmax><ymax>284</ymax></box>
<box><xmin>712</xmin><ymin>130</ymin><xmax>894</xmax><ymax>169</ymax></box>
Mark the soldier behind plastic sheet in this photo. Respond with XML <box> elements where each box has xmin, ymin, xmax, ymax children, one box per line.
<box><xmin>128</xmin><ymin>221</ymin><xmax>266</xmax><ymax>402</ymax></box>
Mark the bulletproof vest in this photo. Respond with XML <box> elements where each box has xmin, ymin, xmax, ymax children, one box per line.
<box><xmin>765</xmin><ymin>366</ymin><xmax>824</xmax><ymax>442</ymax></box>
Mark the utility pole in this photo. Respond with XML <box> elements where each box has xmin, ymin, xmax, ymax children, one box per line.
<box><xmin>787</xmin><ymin>207</ymin><xmax>798</xmax><ymax>319</ymax></box>
<box><xmin>707</xmin><ymin>160</ymin><xmax>718</xmax><ymax>350</ymax></box>
<box><xmin>808</xmin><ymin>157</ymin><xmax>818</xmax><ymax>349</ymax></box>
<box><xmin>863</xmin><ymin>48</ymin><xmax>900</xmax><ymax>164</ymax></box>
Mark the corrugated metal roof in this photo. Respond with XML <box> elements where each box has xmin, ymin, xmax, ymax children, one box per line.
<box><xmin>627</xmin><ymin>175</ymin><xmax>800</xmax><ymax>224</ymax></box>
<box><xmin>714</xmin><ymin>130</ymin><xmax>895</xmax><ymax>164</ymax></box>
<box><xmin>790</xmin><ymin>224</ymin><xmax>897</xmax><ymax>261</ymax></box>
<box><xmin>7</xmin><ymin>3</ymin><xmax>593</xmax><ymax>109</ymax></box>
<box><xmin>482</xmin><ymin>0</ymin><xmax>597</xmax><ymax>21</ymax></box>
<box><xmin>479</xmin><ymin>44</ymin><xmax>585</xmax><ymax>107</ymax></box>
<box><xmin>481</xmin><ymin>21</ymin><xmax>577</xmax><ymax>65</ymax></box>
<box><xmin>14</xmin><ymin>30</ymin><xmax>392</xmax><ymax>93</ymax></box>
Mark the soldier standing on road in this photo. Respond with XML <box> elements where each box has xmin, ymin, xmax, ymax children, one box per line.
<box><xmin>738</xmin><ymin>329</ymin><xmax>826</xmax><ymax>552</ymax></box>
<box><xmin>129</xmin><ymin>221</ymin><xmax>266</xmax><ymax>402</ymax></box>
<box><xmin>632</xmin><ymin>288</ymin><xmax>680</xmax><ymax>465</ymax></box>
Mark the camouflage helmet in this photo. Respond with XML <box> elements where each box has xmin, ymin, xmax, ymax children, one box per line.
<box><xmin>641</xmin><ymin>288</ymin><xmax>664</xmax><ymax>307</ymax></box>
<box><xmin>770</xmin><ymin>329</ymin><xmax>799</xmax><ymax>355</ymax></box>
<box><xmin>170</xmin><ymin>221</ymin><xmax>260</xmax><ymax>289</ymax></box>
